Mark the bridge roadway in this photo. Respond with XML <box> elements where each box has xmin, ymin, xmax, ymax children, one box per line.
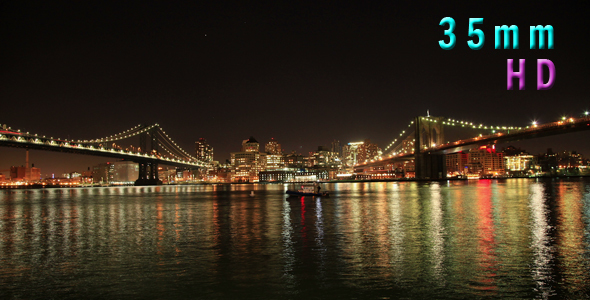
<box><xmin>357</xmin><ymin>116</ymin><xmax>590</xmax><ymax>169</ymax></box>
<box><xmin>0</xmin><ymin>131</ymin><xmax>206</xmax><ymax>169</ymax></box>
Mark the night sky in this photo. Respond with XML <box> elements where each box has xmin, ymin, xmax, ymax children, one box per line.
<box><xmin>1</xmin><ymin>1</ymin><xmax>590</xmax><ymax>175</ymax></box>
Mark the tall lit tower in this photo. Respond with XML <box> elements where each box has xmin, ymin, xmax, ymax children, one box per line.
<box><xmin>265</xmin><ymin>138</ymin><xmax>281</xmax><ymax>154</ymax></box>
<box><xmin>331</xmin><ymin>140</ymin><xmax>341</xmax><ymax>158</ymax></box>
<box><xmin>195</xmin><ymin>138</ymin><xmax>214</xmax><ymax>162</ymax></box>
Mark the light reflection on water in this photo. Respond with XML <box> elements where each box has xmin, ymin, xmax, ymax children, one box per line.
<box><xmin>1</xmin><ymin>179</ymin><xmax>590</xmax><ymax>299</ymax></box>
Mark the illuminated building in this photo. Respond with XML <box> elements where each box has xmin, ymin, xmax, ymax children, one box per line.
<box><xmin>357</xmin><ymin>139</ymin><xmax>382</xmax><ymax>163</ymax></box>
<box><xmin>231</xmin><ymin>152</ymin><xmax>260</xmax><ymax>182</ymax></box>
<box><xmin>265</xmin><ymin>138</ymin><xmax>281</xmax><ymax>154</ymax></box>
<box><xmin>10</xmin><ymin>166</ymin><xmax>41</xmax><ymax>181</ymax></box>
<box><xmin>206</xmin><ymin>163</ymin><xmax>231</xmax><ymax>183</ymax></box>
<box><xmin>343</xmin><ymin>140</ymin><xmax>382</xmax><ymax>166</ymax></box>
<box><xmin>231</xmin><ymin>136</ymin><xmax>262</xmax><ymax>182</ymax></box>
<box><xmin>504</xmin><ymin>154</ymin><xmax>534</xmax><ymax>171</ymax></box>
<box><xmin>262</xmin><ymin>138</ymin><xmax>284</xmax><ymax>170</ymax></box>
<box><xmin>264</xmin><ymin>154</ymin><xmax>284</xmax><ymax>170</ymax></box>
<box><xmin>557</xmin><ymin>150</ymin><xmax>584</xmax><ymax>168</ymax></box>
<box><xmin>310</xmin><ymin>146</ymin><xmax>340</xmax><ymax>168</ymax></box>
<box><xmin>159</xmin><ymin>167</ymin><xmax>177</xmax><ymax>184</ymax></box>
<box><xmin>284</xmin><ymin>152</ymin><xmax>306</xmax><ymax>169</ymax></box>
<box><xmin>258</xmin><ymin>170</ymin><xmax>294</xmax><ymax>182</ymax></box>
<box><xmin>342</xmin><ymin>141</ymin><xmax>364</xmax><ymax>167</ymax></box>
<box><xmin>8</xmin><ymin>150</ymin><xmax>41</xmax><ymax>182</ymax></box>
<box><xmin>331</xmin><ymin>140</ymin><xmax>342</xmax><ymax>158</ymax></box>
<box><xmin>259</xmin><ymin>170</ymin><xmax>328</xmax><ymax>182</ymax></box>
<box><xmin>466</xmin><ymin>146</ymin><xmax>505</xmax><ymax>175</ymax></box>
<box><xmin>92</xmin><ymin>161</ymin><xmax>138</xmax><ymax>184</ymax></box>
<box><xmin>93</xmin><ymin>162</ymin><xmax>114</xmax><ymax>183</ymax></box>
<box><xmin>293</xmin><ymin>170</ymin><xmax>329</xmax><ymax>182</ymax></box>
<box><xmin>113</xmin><ymin>161</ymin><xmax>139</xmax><ymax>183</ymax></box>
<box><xmin>400</xmin><ymin>136</ymin><xmax>415</xmax><ymax>154</ymax></box>
<box><xmin>241</xmin><ymin>136</ymin><xmax>259</xmax><ymax>152</ymax></box>
<box><xmin>195</xmin><ymin>138</ymin><xmax>214</xmax><ymax>162</ymax></box>
<box><xmin>446</xmin><ymin>152</ymin><xmax>468</xmax><ymax>175</ymax></box>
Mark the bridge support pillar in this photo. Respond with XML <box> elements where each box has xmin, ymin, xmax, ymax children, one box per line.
<box><xmin>135</xmin><ymin>126</ymin><xmax>162</xmax><ymax>185</ymax></box>
<box><xmin>414</xmin><ymin>115</ymin><xmax>446</xmax><ymax>180</ymax></box>
<box><xmin>415</xmin><ymin>153</ymin><xmax>446</xmax><ymax>180</ymax></box>
<box><xmin>135</xmin><ymin>160</ymin><xmax>162</xmax><ymax>186</ymax></box>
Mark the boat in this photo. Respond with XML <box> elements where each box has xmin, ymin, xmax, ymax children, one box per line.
<box><xmin>286</xmin><ymin>185</ymin><xmax>329</xmax><ymax>197</ymax></box>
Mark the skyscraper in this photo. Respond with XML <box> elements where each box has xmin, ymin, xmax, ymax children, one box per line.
<box><xmin>331</xmin><ymin>140</ymin><xmax>342</xmax><ymax>158</ymax></box>
<box><xmin>265</xmin><ymin>138</ymin><xmax>281</xmax><ymax>154</ymax></box>
<box><xmin>232</xmin><ymin>136</ymin><xmax>262</xmax><ymax>182</ymax></box>
<box><xmin>195</xmin><ymin>138</ymin><xmax>214</xmax><ymax>162</ymax></box>
<box><xmin>357</xmin><ymin>139</ymin><xmax>382</xmax><ymax>163</ymax></box>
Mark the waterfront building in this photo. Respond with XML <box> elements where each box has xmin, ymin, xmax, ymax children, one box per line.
<box><xmin>258</xmin><ymin>170</ymin><xmax>294</xmax><ymax>182</ymax></box>
<box><xmin>231</xmin><ymin>152</ymin><xmax>261</xmax><ymax>182</ymax></box>
<box><xmin>113</xmin><ymin>161</ymin><xmax>139</xmax><ymax>183</ymax></box>
<box><xmin>159</xmin><ymin>167</ymin><xmax>177</xmax><ymax>184</ymax></box>
<box><xmin>206</xmin><ymin>162</ymin><xmax>232</xmax><ymax>182</ymax></box>
<box><xmin>231</xmin><ymin>137</ymin><xmax>262</xmax><ymax>182</ymax></box>
<box><xmin>446</xmin><ymin>152</ymin><xmax>468</xmax><ymax>176</ymax></box>
<box><xmin>293</xmin><ymin>170</ymin><xmax>329</xmax><ymax>182</ymax></box>
<box><xmin>92</xmin><ymin>161</ymin><xmax>138</xmax><ymax>184</ymax></box>
<box><xmin>93</xmin><ymin>162</ymin><xmax>114</xmax><ymax>183</ymax></box>
<box><xmin>466</xmin><ymin>146</ymin><xmax>505</xmax><ymax>175</ymax></box>
<box><xmin>557</xmin><ymin>150</ymin><xmax>584</xmax><ymax>168</ymax></box>
<box><xmin>504</xmin><ymin>154</ymin><xmax>535</xmax><ymax>172</ymax></box>
<box><xmin>537</xmin><ymin>148</ymin><xmax>558</xmax><ymax>172</ymax></box>
<box><xmin>258</xmin><ymin>170</ymin><xmax>329</xmax><ymax>182</ymax></box>
<box><xmin>10</xmin><ymin>166</ymin><xmax>41</xmax><ymax>181</ymax></box>
<box><xmin>174</xmin><ymin>169</ymin><xmax>194</xmax><ymax>182</ymax></box>
<box><xmin>264</xmin><ymin>154</ymin><xmax>284</xmax><ymax>170</ymax></box>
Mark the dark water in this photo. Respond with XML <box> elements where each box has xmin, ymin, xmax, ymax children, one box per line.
<box><xmin>1</xmin><ymin>179</ymin><xmax>590</xmax><ymax>299</ymax></box>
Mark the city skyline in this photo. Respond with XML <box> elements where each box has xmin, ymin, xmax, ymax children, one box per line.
<box><xmin>3</xmin><ymin>2</ymin><xmax>590</xmax><ymax>298</ymax></box>
<box><xmin>1</xmin><ymin>120</ymin><xmax>590</xmax><ymax>176</ymax></box>
<box><xmin>2</xmin><ymin>1</ymin><xmax>590</xmax><ymax>174</ymax></box>
<box><xmin>0</xmin><ymin>122</ymin><xmax>584</xmax><ymax>178</ymax></box>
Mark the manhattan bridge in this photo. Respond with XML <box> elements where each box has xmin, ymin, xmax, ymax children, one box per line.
<box><xmin>0</xmin><ymin>123</ymin><xmax>205</xmax><ymax>185</ymax></box>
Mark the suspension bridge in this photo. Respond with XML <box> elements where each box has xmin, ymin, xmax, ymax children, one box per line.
<box><xmin>0</xmin><ymin>123</ymin><xmax>208</xmax><ymax>185</ymax></box>
<box><xmin>2</xmin><ymin>112</ymin><xmax>590</xmax><ymax>184</ymax></box>
<box><xmin>356</xmin><ymin>113</ymin><xmax>590</xmax><ymax>179</ymax></box>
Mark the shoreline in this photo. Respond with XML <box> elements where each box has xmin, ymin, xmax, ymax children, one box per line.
<box><xmin>2</xmin><ymin>175</ymin><xmax>590</xmax><ymax>189</ymax></box>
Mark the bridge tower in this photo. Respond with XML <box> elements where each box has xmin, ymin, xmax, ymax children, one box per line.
<box><xmin>414</xmin><ymin>116</ymin><xmax>446</xmax><ymax>180</ymax></box>
<box><xmin>135</xmin><ymin>126</ymin><xmax>162</xmax><ymax>186</ymax></box>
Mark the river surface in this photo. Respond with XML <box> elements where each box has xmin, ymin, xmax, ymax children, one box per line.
<box><xmin>1</xmin><ymin>179</ymin><xmax>590</xmax><ymax>299</ymax></box>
